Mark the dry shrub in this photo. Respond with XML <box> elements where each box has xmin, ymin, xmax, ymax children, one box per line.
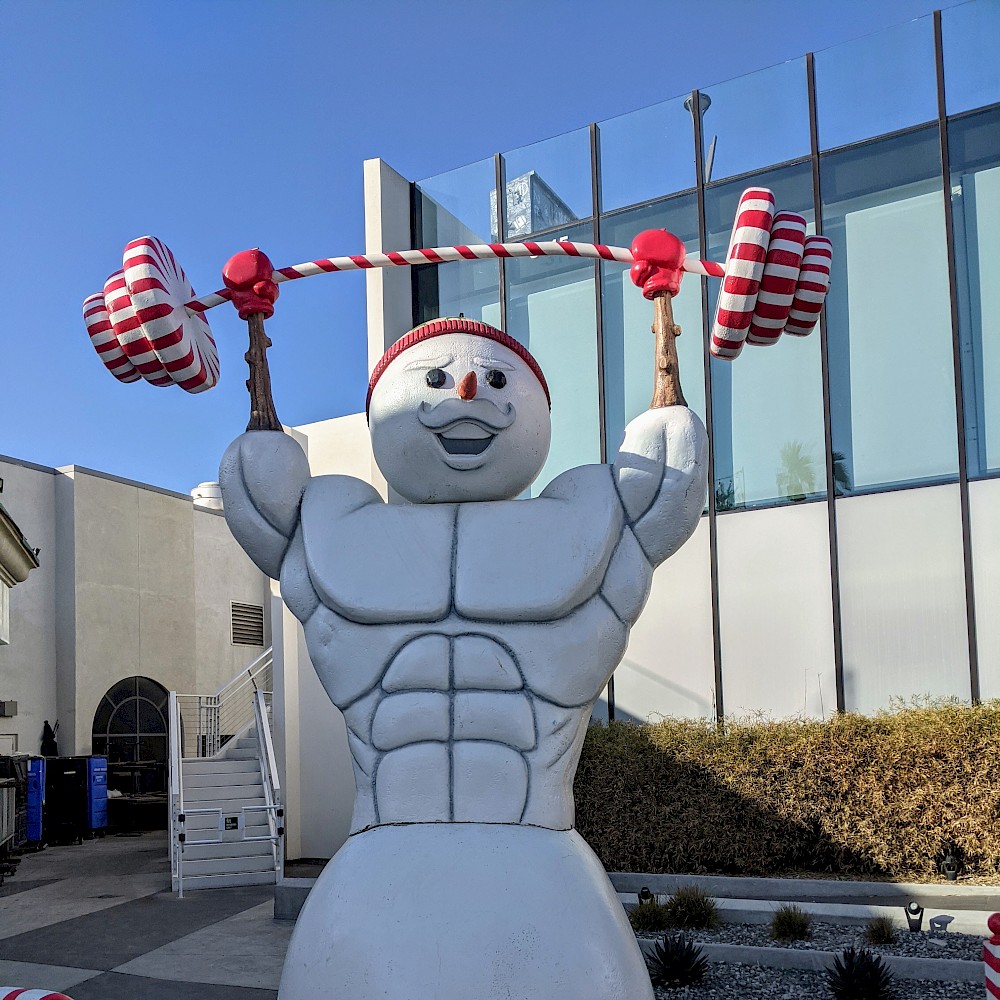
<box><xmin>573</xmin><ymin>701</ymin><xmax>1000</xmax><ymax>881</ymax></box>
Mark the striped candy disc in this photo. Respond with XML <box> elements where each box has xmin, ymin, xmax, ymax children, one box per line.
<box><xmin>104</xmin><ymin>269</ymin><xmax>173</xmax><ymax>386</ymax></box>
<box><xmin>83</xmin><ymin>237</ymin><xmax>219</xmax><ymax>393</ymax></box>
<box><xmin>711</xmin><ymin>188</ymin><xmax>775</xmax><ymax>359</ymax></box>
<box><xmin>746</xmin><ymin>212</ymin><xmax>807</xmax><ymax>347</ymax></box>
<box><xmin>121</xmin><ymin>237</ymin><xmax>219</xmax><ymax>391</ymax></box>
<box><xmin>82</xmin><ymin>292</ymin><xmax>141</xmax><ymax>383</ymax></box>
<box><xmin>784</xmin><ymin>236</ymin><xmax>833</xmax><ymax>337</ymax></box>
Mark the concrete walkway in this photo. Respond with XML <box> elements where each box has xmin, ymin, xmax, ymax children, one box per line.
<box><xmin>0</xmin><ymin>832</ymin><xmax>290</xmax><ymax>999</ymax></box>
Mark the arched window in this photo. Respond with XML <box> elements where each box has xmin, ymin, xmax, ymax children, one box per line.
<box><xmin>92</xmin><ymin>676</ymin><xmax>169</xmax><ymax>771</ymax></box>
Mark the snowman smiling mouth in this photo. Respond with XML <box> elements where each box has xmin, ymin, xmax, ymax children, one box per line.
<box><xmin>435</xmin><ymin>422</ymin><xmax>495</xmax><ymax>456</ymax></box>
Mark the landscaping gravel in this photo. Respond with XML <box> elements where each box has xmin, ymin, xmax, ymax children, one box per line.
<box><xmin>638</xmin><ymin>919</ymin><xmax>982</xmax><ymax>963</ymax></box>
<box><xmin>649</xmin><ymin>962</ymin><xmax>983</xmax><ymax>999</ymax></box>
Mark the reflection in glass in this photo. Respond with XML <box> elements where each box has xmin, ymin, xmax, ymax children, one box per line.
<box><xmin>501</xmin><ymin>128</ymin><xmax>592</xmax><ymax>238</ymax></box>
<box><xmin>815</xmin><ymin>15</ymin><xmax>937</xmax><ymax>150</ymax></box>
<box><xmin>598</xmin><ymin>96</ymin><xmax>695</xmax><ymax>212</ymax></box>
<box><xmin>822</xmin><ymin>128</ymin><xmax>958</xmax><ymax>491</ymax></box>
<box><xmin>702</xmin><ymin>58</ymin><xmax>810</xmax><ymax>182</ymax></box>
<box><xmin>705</xmin><ymin>162</ymin><xmax>826</xmax><ymax>509</ymax></box>
<box><xmin>505</xmin><ymin>222</ymin><xmax>600</xmax><ymax>493</ymax></box>
<box><xmin>600</xmin><ymin>195</ymin><xmax>704</xmax><ymax>453</ymax></box>
<box><xmin>415</xmin><ymin>158</ymin><xmax>501</xmax><ymax>324</ymax></box>
<box><xmin>942</xmin><ymin>0</ymin><xmax>1000</xmax><ymax>115</ymax></box>
<box><xmin>950</xmin><ymin>108</ymin><xmax>1000</xmax><ymax>477</ymax></box>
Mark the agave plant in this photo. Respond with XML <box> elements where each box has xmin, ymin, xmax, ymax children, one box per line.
<box><xmin>827</xmin><ymin>946</ymin><xmax>895</xmax><ymax>1000</ymax></box>
<box><xmin>644</xmin><ymin>933</ymin><xmax>709</xmax><ymax>989</ymax></box>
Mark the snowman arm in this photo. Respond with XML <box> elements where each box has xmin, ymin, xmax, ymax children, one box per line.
<box><xmin>219</xmin><ymin>431</ymin><xmax>311</xmax><ymax>579</ymax></box>
<box><xmin>611</xmin><ymin>406</ymin><xmax>709</xmax><ymax>567</ymax></box>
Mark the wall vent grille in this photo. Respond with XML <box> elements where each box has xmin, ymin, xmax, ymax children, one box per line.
<box><xmin>231</xmin><ymin>602</ymin><xmax>265</xmax><ymax>646</ymax></box>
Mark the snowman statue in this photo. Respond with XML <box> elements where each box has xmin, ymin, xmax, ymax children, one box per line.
<box><xmin>217</xmin><ymin>240</ymin><xmax>707</xmax><ymax>999</ymax></box>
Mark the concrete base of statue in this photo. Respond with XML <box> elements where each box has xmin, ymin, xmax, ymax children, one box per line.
<box><xmin>277</xmin><ymin>822</ymin><xmax>653</xmax><ymax>1000</ymax></box>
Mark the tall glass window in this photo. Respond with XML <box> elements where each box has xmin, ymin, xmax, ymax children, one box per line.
<box><xmin>942</xmin><ymin>0</ymin><xmax>1000</xmax><ymax>115</ymax></box>
<box><xmin>814</xmin><ymin>15</ymin><xmax>937</xmax><ymax>151</ymax></box>
<box><xmin>600</xmin><ymin>195</ymin><xmax>704</xmax><ymax>453</ymax></box>
<box><xmin>951</xmin><ymin>107</ymin><xmax>1000</xmax><ymax>478</ymax></box>
<box><xmin>415</xmin><ymin>158</ymin><xmax>500</xmax><ymax>325</ymax></box>
<box><xmin>705</xmin><ymin>162</ymin><xmax>826</xmax><ymax>510</ymax></box>
<box><xmin>822</xmin><ymin>127</ymin><xmax>958</xmax><ymax>492</ymax></box>
<box><xmin>505</xmin><ymin>222</ymin><xmax>600</xmax><ymax>492</ymax></box>
<box><xmin>501</xmin><ymin>129</ymin><xmax>592</xmax><ymax>239</ymax></box>
<box><xmin>701</xmin><ymin>58</ymin><xmax>810</xmax><ymax>183</ymax></box>
<box><xmin>598</xmin><ymin>96</ymin><xmax>695</xmax><ymax>212</ymax></box>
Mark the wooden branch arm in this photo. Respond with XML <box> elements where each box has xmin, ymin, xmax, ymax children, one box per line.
<box><xmin>650</xmin><ymin>291</ymin><xmax>686</xmax><ymax>409</ymax></box>
<box><xmin>245</xmin><ymin>312</ymin><xmax>282</xmax><ymax>432</ymax></box>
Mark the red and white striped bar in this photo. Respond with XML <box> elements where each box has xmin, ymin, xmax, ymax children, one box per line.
<box><xmin>784</xmin><ymin>236</ymin><xmax>833</xmax><ymax>337</ymax></box>
<box><xmin>986</xmin><ymin>913</ymin><xmax>1000</xmax><ymax>999</ymax></box>
<box><xmin>0</xmin><ymin>989</ymin><xmax>75</xmax><ymax>999</ymax></box>
<box><xmin>184</xmin><ymin>241</ymin><xmax>726</xmax><ymax>313</ymax></box>
<box><xmin>746</xmin><ymin>212</ymin><xmax>807</xmax><ymax>347</ymax></box>
<box><xmin>710</xmin><ymin>188</ymin><xmax>775</xmax><ymax>359</ymax></box>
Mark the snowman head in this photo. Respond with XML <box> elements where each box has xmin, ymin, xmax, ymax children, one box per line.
<box><xmin>367</xmin><ymin>318</ymin><xmax>551</xmax><ymax>503</ymax></box>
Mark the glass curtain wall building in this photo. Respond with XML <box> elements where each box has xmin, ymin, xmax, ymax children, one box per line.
<box><xmin>385</xmin><ymin>2</ymin><xmax>1000</xmax><ymax>722</ymax></box>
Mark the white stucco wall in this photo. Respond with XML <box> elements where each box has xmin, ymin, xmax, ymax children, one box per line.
<box><xmin>0</xmin><ymin>457</ymin><xmax>270</xmax><ymax>757</ymax></box>
<box><xmin>0</xmin><ymin>458</ymin><xmax>59</xmax><ymax>754</ymax></box>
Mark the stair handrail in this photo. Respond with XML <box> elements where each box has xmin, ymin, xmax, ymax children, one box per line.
<box><xmin>175</xmin><ymin>647</ymin><xmax>273</xmax><ymax>759</ymax></box>
<box><xmin>168</xmin><ymin>691</ymin><xmax>184</xmax><ymax>889</ymax></box>
<box><xmin>253</xmin><ymin>687</ymin><xmax>284</xmax><ymax>881</ymax></box>
<box><xmin>214</xmin><ymin>647</ymin><xmax>273</xmax><ymax>699</ymax></box>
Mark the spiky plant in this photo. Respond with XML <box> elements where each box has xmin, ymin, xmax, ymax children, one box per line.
<box><xmin>629</xmin><ymin>900</ymin><xmax>672</xmax><ymax>933</ymax></box>
<box><xmin>864</xmin><ymin>916</ymin><xmax>897</xmax><ymax>946</ymax></box>
<box><xmin>644</xmin><ymin>933</ymin><xmax>709</xmax><ymax>989</ymax></box>
<box><xmin>827</xmin><ymin>946</ymin><xmax>895</xmax><ymax>1000</ymax></box>
<box><xmin>771</xmin><ymin>903</ymin><xmax>812</xmax><ymax>941</ymax></box>
<box><xmin>664</xmin><ymin>885</ymin><xmax>720</xmax><ymax>930</ymax></box>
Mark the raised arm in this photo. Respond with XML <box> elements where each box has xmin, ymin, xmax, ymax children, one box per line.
<box><xmin>614</xmin><ymin>230</ymin><xmax>708</xmax><ymax>567</ymax></box>
<box><xmin>219</xmin><ymin>431</ymin><xmax>311</xmax><ymax>579</ymax></box>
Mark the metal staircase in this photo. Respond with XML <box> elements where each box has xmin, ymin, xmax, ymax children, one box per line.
<box><xmin>168</xmin><ymin>650</ymin><xmax>284</xmax><ymax>894</ymax></box>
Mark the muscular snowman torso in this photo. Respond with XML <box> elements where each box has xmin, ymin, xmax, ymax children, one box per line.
<box><xmin>220</xmin><ymin>400</ymin><xmax>707</xmax><ymax>835</ymax></box>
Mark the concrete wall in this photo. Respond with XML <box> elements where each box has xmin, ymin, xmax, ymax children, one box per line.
<box><xmin>0</xmin><ymin>456</ymin><xmax>269</xmax><ymax>757</ymax></box>
<box><xmin>0</xmin><ymin>458</ymin><xmax>59</xmax><ymax>754</ymax></box>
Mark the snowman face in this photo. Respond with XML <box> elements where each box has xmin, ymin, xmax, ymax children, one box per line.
<box><xmin>369</xmin><ymin>333</ymin><xmax>551</xmax><ymax>503</ymax></box>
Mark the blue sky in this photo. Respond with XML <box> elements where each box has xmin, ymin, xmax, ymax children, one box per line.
<box><xmin>1</xmin><ymin>0</ymin><xmax>956</xmax><ymax>494</ymax></box>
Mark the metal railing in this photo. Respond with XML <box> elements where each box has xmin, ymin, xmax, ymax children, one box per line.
<box><xmin>175</xmin><ymin>648</ymin><xmax>272</xmax><ymax>760</ymax></box>
<box><xmin>168</xmin><ymin>647</ymin><xmax>282</xmax><ymax>895</ymax></box>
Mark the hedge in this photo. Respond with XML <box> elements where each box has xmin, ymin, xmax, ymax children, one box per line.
<box><xmin>573</xmin><ymin>702</ymin><xmax>1000</xmax><ymax>881</ymax></box>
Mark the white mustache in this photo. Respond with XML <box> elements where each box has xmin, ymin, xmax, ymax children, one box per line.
<box><xmin>417</xmin><ymin>399</ymin><xmax>516</xmax><ymax>432</ymax></box>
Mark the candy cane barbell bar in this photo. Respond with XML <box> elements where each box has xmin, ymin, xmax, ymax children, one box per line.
<box><xmin>82</xmin><ymin>187</ymin><xmax>831</xmax><ymax>397</ymax></box>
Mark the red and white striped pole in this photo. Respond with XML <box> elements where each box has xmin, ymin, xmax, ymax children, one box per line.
<box><xmin>986</xmin><ymin>913</ymin><xmax>1000</xmax><ymax>998</ymax></box>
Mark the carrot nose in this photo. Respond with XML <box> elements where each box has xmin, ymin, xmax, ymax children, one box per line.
<box><xmin>457</xmin><ymin>370</ymin><xmax>478</xmax><ymax>400</ymax></box>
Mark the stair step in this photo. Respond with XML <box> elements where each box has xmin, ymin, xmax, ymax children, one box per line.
<box><xmin>177</xmin><ymin>870</ymin><xmax>277</xmax><ymax>891</ymax></box>
<box><xmin>182</xmin><ymin>821</ymin><xmax>271</xmax><ymax>841</ymax></box>
<box><xmin>222</xmin><ymin>748</ymin><xmax>260</xmax><ymax>761</ymax></box>
<box><xmin>182</xmin><ymin>759</ymin><xmax>260</xmax><ymax>774</ymax></box>
<box><xmin>182</xmin><ymin>839</ymin><xmax>277</xmax><ymax>861</ymax></box>
<box><xmin>184</xmin><ymin>782</ymin><xmax>264</xmax><ymax>802</ymax></box>
<box><xmin>183</xmin><ymin>770</ymin><xmax>262</xmax><ymax>788</ymax></box>
<box><xmin>235</xmin><ymin>737</ymin><xmax>258</xmax><ymax>749</ymax></box>
<box><xmin>180</xmin><ymin>855</ymin><xmax>276</xmax><ymax>877</ymax></box>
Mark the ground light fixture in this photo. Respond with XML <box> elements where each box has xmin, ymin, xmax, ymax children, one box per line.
<box><xmin>942</xmin><ymin>850</ymin><xmax>960</xmax><ymax>882</ymax></box>
<box><xmin>637</xmin><ymin>887</ymin><xmax>654</xmax><ymax>906</ymax></box>
<box><xmin>905</xmin><ymin>901</ymin><xmax>924</xmax><ymax>932</ymax></box>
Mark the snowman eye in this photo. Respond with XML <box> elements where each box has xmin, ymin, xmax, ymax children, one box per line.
<box><xmin>425</xmin><ymin>368</ymin><xmax>447</xmax><ymax>389</ymax></box>
<box><xmin>485</xmin><ymin>370</ymin><xmax>507</xmax><ymax>389</ymax></box>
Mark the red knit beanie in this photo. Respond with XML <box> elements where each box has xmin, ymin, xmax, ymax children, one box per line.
<box><xmin>366</xmin><ymin>318</ymin><xmax>550</xmax><ymax>417</ymax></box>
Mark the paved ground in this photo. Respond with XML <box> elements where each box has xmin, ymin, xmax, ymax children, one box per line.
<box><xmin>0</xmin><ymin>833</ymin><xmax>291</xmax><ymax>999</ymax></box>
